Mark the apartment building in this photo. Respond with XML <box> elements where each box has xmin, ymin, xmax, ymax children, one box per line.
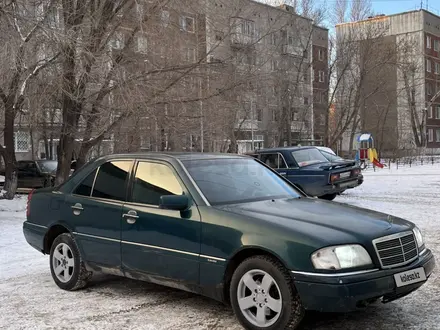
<box><xmin>336</xmin><ymin>9</ymin><xmax>440</xmax><ymax>156</ymax></box>
<box><xmin>112</xmin><ymin>0</ymin><xmax>330</xmax><ymax>154</ymax></box>
<box><xmin>312</xmin><ymin>25</ymin><xmax>329</xmax><ymax>143</ymax></box>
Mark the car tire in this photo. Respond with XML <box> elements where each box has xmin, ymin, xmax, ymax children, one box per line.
<box><xmin>49</xmin><ymin>233</ymin><xmax>92</xmax><ymax>291</ymax></box>
<box><xmin>319</xmin><ymin>193</ymin><xmax>337</xmax><ymax>201</ymax></box>
<box><xmin>230</xmin><ymin>255</ymin><xmax>304</xmax><ymax>330</ymax></box>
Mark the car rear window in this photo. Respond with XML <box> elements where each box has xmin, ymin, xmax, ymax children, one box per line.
<box><xmin>291</xmin><ymin>149</ymin><xmax>328</xmax><ymax>167</ymax></box>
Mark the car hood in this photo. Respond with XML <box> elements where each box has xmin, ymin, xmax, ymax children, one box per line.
<box><xmin>215</xmin><ymin>197</ymin><xmax>413</xmax><ymax>243</ymax></box>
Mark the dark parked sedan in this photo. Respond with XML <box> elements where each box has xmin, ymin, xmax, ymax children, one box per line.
<box><xmin>23</xmin><ymin>153</ymin><xmax>435</xmax><ymax>330</ymax></box>
<box><xmin>249</xmin><ymin>147</ymin><xmax>363</xmax><ymax>200</ymax></box>
<box><xmin>0</xmin><ymin>160</ymin><xmax>57</xmax><ymax>188</ymax></box>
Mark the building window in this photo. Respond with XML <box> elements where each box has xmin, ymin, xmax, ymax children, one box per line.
<box><xmin>180</xmin><ymin>16</ymin><xmax>195</xmax><ymax>33</ymax></box>
<box><xmin>185</xmin><ymin>48</ymin><xmax>196</xmax><ymax>62</ymax></box>
<box><xmin>428</xmin><ymin>128</ymin><xmax>434</xmax><ymax>142</ymax></box>
<box><xmin>136</xmin><ymin>35</ymin><xmax>148</xmax><ymax>53</ymax></box>
<box><xmin>436</xmin><ymin>62</ymin><xmax>440</xmax><ymax>74</ymax></box>
<box><xmin>14</xmin><ymin>131</ymin><xmax>30</xmax><ymax>152</ymax></box>
<box><xmin>427</xmin><ymin>35</ymin><xmax>432</xmax><ymax>49</ymax></box>
<box><xmin>318</xmin><ymin>71</ymin><xmax>325</xmax><ymax>82</ymax></box>
<box><xmin>426</xmin><ymin>59</ymin><xmax>431</xmax><ymax>72</ymax></box>
<box><xmin>269</xmin><ymin>32</ymin><xmax>277</xmax><ymax>46</ymax></box>
<box><xmin>435</xmin><ymin>40</ymin><xmax>440</xmax><ymax>51</ymax></box>
<box><xmin>437</xmin><ymin>129</ymin><xmax>440</xmax><ymax>142</ymax></box>
<box><xmin>427</xmin><ymin>83</ymin><xmax>433</xmax><ymax>96</ymax></box>
<box><xmin>240</xmin><ymin>20</ymin><xmax>255</xmax><ymax>36</ymax></box>
<box><xmin>437</xmin><ymin>106</ymin><xmax>440</xmax><ymax>119</ymax></box>
<box><xmin>291</xmin><ymin>111</ymin><xmax>299</xmax><ymax>121</ymax></box>
<box><xmin>256</xmin><ymin>107</ymin><xmax>263</xmax><ymax>121</ymax></box>
<box><xmin>270</xmin><ymin>59</ymin><xmax>278</xmax><ymax>71</ymax></box>
<box><xmin>428</xmin><ymin>106</ymin><xmax>433</xmax><ymax>118</ymax></box>
<box><xmin>110</xmin><ymin>31</ymin><xmax>124</xmax><ymax>49</ymax></box>
<box><xmin>161</xmin><ymin>10</ymin><xmax>170</xmax><ymax>27</ymax></box>
<box><xmin>304</xmin><ymin>97</ymin><xmax>309</xmax><ymax>105</ymax></box>
<box><xmin>318</xmin><ymin>49</ymin><xmax>324</xmax><ymax>61</ymax></box>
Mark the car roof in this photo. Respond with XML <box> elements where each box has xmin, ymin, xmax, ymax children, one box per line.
<box><xmin>256</xmin><ymin>146</ymin><xmax>318</xmax><ymax>153</ymax></box>
<box><xmin>95</xmin><ymin>152</ymin><xmax>250</xmax><ymax>162</ymax></box>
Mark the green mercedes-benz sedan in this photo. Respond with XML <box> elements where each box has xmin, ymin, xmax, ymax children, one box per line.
<box><xmin>23</xmin><ymin>153</ymin><xmax>435</xmax><ymax>330</ymax></box>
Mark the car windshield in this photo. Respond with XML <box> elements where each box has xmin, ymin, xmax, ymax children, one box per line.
<box><xmin>37</xmin><ymin>160</ymin><xmax>58</xmax><ymax>173</ymax></box>
<box><xmin>291</xmin><ymin>148</ymin><xmax>329</xmax><ymax>167</ymax></box>
<box><xmin>182</xmin><ymin>158</ymin><xmax>301</xmax><ymax>205</ymax></box>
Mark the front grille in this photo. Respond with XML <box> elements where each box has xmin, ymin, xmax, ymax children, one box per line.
<box><xmin>373</xmin><ymin>231</ymin><xmax>418</xmax><ymax>268</ymax></box>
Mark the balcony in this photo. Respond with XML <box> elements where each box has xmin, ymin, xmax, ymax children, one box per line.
<box><xmin>281</xmin><ymin>44</ymin><xmax>304</xmax><ymax>57</ymax></box>
<box><xmin>235</xmin><ymin>119</ymin><xmax>260</xmax><ymax>130</ymax></box>
<box><xmin>291</xmin><ymin>121</ymin><xmax>304</xmax><ymax>132</ymax></box>
<box><xmin>231</xmin><ymin>33</ymin><xmax>255</xmax><ymax>48</ymax></box>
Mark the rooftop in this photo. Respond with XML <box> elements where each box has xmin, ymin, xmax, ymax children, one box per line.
<box><xmin>335</xmin><ymin>9</ymin><xmax>440</xmax><ymax>27</ymax></box>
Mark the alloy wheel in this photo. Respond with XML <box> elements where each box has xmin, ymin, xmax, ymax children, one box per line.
<box><xmin>237</xmin><ymin>269</ymin><xmax>283</xmax><ymax>328</ymax></box>
<box><xmin>52</xmin><ymin>243</ymin><xmax>75</xmax><ymax>283</ymax></box>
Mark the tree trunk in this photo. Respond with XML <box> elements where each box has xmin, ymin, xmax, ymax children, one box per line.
<box><xmin>2</xmin><ymin>103</ymin><xmax>18</xmax><ymax>199</ymax></box>
<box><xmin>55</xmin><ymin>43</ymin><xmax>81</xmax><ymax>185</ymax></box>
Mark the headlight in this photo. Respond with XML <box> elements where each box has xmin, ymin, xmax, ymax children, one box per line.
<box><xmin>413</xmin><ymin>226</ymin><xmax>424</xmax><ymax>249</ymax></box>
<box><xmin>311</xmin><ymin>244</ymin><xmax>373</xmax><ymax>270</ymax></box>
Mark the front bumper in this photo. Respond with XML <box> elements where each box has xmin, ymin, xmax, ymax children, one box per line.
<box><xmin>291</xmin><ymin>248</ymin><xmax>435</xmax><ymax>313</ymax></box>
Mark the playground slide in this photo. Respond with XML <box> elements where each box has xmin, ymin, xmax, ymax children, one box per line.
<box><xmin>368</xmin><ymin>148</ymin><xmax>385</xmax><ymax>168</ymax></box>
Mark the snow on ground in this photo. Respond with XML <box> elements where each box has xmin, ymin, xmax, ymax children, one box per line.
<box><xmin>0</xmin><ymin>164</ymin><xmax>439</xmax><ymax>330</ymax></box>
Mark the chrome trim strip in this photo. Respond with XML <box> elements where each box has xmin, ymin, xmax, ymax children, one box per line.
<box><xmin>121</xmin><ymin>240</ymin><xmax>200</xmax><ymax>257</ymax></box>
<box><xmin>90</xmin><ymin>166</ymin><xmax>100</xmax><ymax>197</ymax></box>
<box><xmin>175</xmin><ymin>158</ymin><xmax>211</xmax><ymax>206</ymax></box>
<box><xmin>291</xmin><ymin>269</ymin><xmax>379</xmax><ymax>277</ymax></box>
<box><xmin>372</xmin><ymin>231</ymin><xmax>418</xmax><ymax>269</ymax></box>
<box><xmin>419</xmin><ymin>248</ymin><xmax>428</xmax><ymax>256</ymax></box>
<box><xmin>73</xmin><ymin>232</ymin><xmax>120</xmax><ymax>243</ymax></box>
<box><xmin>200</xmin><ymin>254</ymin><xmax>226</xmax><ymax>262</ymax></box>
<box><xmin>72</xmin><ymin>232</ymin><xmax>226</xmax><ymax>261</ymax></box>
<box><xmin>25</xmin><ymin>222</ymin><xmax>48</xmax><ymax>229</ymax></box>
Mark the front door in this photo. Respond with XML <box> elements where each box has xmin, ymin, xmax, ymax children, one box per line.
<box><xmin>121</xmin><ymin>160</ymin><xmax>201</xmax><ymax>284</ymax></box>
<box><xmin>63</xmin><ymin>160</ymin><xmax>133</xmax><ymax>270</ymax></box>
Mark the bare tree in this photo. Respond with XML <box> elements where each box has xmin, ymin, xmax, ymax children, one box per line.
<box><xmin>0</xmin><ymin>1</ymin><xmax>58</xmax><ymax>199</ymax></box>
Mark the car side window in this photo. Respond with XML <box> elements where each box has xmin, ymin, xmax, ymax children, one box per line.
<box><xmin>73</xmin><ymin>169</ymin><xmax>97</xmax><ymax>197</ymax></box>
<box><xmin>130</xmin><ymin>162</ymin><xmax>183</xmax><ymax>206</ymax></box>
<box><xmin>260</xmin><ymin>153</ymin><xmax>287</xmax><ymax>169</ymax></box>
<box><xmin>91</xmin><ymin>161</ymin><xmax>132</xmax><ymax>201</ymax></box>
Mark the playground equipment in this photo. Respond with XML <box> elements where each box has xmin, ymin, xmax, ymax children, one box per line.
<box><xmin>355</xmin><ymin>133</ymin><xmax>385</xmax><ymax>169</ymax></box>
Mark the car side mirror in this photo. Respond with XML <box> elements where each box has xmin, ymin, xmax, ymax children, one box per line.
<box><xmin>159</xmin><ymin>195</ymin><xmax>190</xmax><ymax>211</ymax></box>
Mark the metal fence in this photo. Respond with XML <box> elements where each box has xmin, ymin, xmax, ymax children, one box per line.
<box><xmin>363</xmin><ymin>155</ymin><xmax>440</xmax><ymax>171</ymax></box>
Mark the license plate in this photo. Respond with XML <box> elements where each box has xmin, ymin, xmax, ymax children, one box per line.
<box><xmin>340</xmin><ymin>172</ymin><xmax>350</xmax><ymax>179</ymax></box>
<box><xmin>394</xmin><ymin>267</ymin><xmax>426</xmax><ymax>288</ymax></box>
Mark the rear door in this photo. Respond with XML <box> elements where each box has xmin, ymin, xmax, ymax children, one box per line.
<box><xmin>121</xmin><ymin>160</ymin><xmax>201</xmax><ymax>284</ymax></box>
<box><xmin>259</xmin><ymin>152</ymin><xmax>289</xmax><ymax>176</ymax></box>
<box><xmin>63</xmin><ymin>160</ymin><xmax>133</xmax><ymax>270</ymax></box>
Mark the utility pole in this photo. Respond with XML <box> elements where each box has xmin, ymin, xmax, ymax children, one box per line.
<box><xmin>199</xmin><ymin>77</ymin><xmax>204</xmax><ymax>152</ymax></box>
<box><xmin>251</xmin><ymin>99</ymin><xmax>255</xmax><ymax>151</ymax></box>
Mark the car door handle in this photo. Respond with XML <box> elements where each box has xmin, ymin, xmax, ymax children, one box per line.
<box><xmin>71</xmin><ymin>203</ymin><xmax>84</xmax><ymax>211</ymax></box>
<box><xmin>123</xmin><ymin>210</ymin><xmax>139</xmax><ymax>224</ymax></box>
<box><xmin>279</xmin><ymin>172</ymin><xmax>287</xmax><ymax>176</ymax></box>
<box><xmin>71</xmin><ymin>203</ymin><xmax>83</xmax><ymax>216</ymax></box>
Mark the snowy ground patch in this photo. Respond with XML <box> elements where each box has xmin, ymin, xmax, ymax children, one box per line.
<box><xmin>0</xmin><ymin>165</ymin><xmax>439</xmax><ymax>329</ymax></box>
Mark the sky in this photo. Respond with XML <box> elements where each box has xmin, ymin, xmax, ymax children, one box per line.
<box><xmin>371</xmin><ymin>0</ymin><xmax>440</xmax><ymax>16</ymax></box>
